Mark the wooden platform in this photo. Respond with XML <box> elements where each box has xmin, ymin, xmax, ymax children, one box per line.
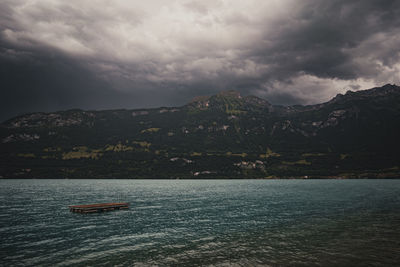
<box><xmin>69</xmin><ymin>202</ymin><xmax>129</xmax><ymax>213</ymax></box>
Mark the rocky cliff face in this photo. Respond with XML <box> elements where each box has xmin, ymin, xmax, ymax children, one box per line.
<box><xmin>1</xmin><ymin>84</ymin><xmax>399</xmax><ymax>179</ymax></box>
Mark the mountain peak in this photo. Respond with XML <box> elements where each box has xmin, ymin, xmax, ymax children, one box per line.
<box><xmin>189</xmin><ymin>90</ymin><xmax>241</xmax><ymax>104</ymax></box>
<box><xmin>328</xmin><ymin>84</ymin><xmax>400</xmax><ymax>105</ymax></box>
<box><xmin>353</xmin><ymin>83</ymin><xmax>399</xmax><ymax>94</ymax></box>
<box><xmin>187</xmin><ymin>90</ymin><xmax>270</xmax><ymax>113</ymax></box>
<box><xmin>216</xmin><ymin>90</ymin><xmax>242</xmax><ymax>98</ymax></box>
<box><xmin>382</xmin><ymin>83</ymin><xmax>399</xmax><ymax>89</ymax></box>
<box><xmin>376</xmin><ymin>83</ymin><xmax>400</xmax><ymax>94</ymax></box>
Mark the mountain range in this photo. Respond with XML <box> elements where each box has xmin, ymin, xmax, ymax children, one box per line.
<box><xmin>1</xmin><ymin>84</ymin><xmax>400</xmax><ymax>179</ymax></box>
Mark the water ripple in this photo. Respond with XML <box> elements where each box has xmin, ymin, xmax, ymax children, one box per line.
<box><xmin>0</xmin><ymin>179</ymin><xmax>399</xmax><ymax>266</ymax></box>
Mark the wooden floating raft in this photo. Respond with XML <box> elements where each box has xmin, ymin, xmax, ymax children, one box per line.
<box><xmin>69</xmin><ymin>202</ymin><xmax>129</xmax><ymax>213</ymax></box>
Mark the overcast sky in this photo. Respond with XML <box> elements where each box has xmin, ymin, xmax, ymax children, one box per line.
<box><xmin>1</xmin><ymin>0</ymin><xmax>400</xmax><ymax>121</ymax></box>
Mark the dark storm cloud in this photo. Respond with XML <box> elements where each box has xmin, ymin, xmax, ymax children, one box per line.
<box><xmin>1</xmin><ymin>0</ymin><xmax>400</xmax><ymax>121</ymax></box>
<box><xmin>242</xmin><ymin>0</ymin><xmax>400</xmax><ymax>104</ymax></box>
<box><xmin>256</xmin><ymin>0</ymin><xmax>400</xmax><ymax>80</ymax></box>
<box><xmin>0</xmin><ymin>39</ymin><xmax>160</xmax><ymax>121</ymax></box>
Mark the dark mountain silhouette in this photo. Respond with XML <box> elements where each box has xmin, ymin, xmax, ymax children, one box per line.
<box><xmin>1</xmin><ymin>84</ymin><xmax>399</xmax><ymax>178</ymax></box>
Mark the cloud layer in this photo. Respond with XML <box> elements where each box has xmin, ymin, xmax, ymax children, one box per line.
<box><xmin>1</xmin><ymin>0</ymin><xmax>400</xmax><ymax>120</ymax></box>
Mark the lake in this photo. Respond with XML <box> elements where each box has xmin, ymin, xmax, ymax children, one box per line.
<box><xmin>0</xmin><ymin>179</ymin><xmax>399</xmax><ymax>266</ymax></box>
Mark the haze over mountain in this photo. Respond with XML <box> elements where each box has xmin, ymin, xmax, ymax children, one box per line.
<box><xmin>1</xmin><ymin>84</ymin><xmax>399</xmax><ymax>179</ymax></box>
<box><xmin>1</xmin><ymin>0</ymin><xmax>400</xmax><ymax>121</ymax></box>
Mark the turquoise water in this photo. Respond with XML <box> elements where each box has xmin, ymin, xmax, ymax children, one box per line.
<box><xmin>0</xmin><ymin>179</ymin><xmax>399</xmax><ymax>266</ymax></box>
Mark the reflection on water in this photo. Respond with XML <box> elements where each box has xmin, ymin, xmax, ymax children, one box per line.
<box><xmin>0</xmin><ymin>179</ymin><xmax>399</xmax><ymax>266</ymax></box>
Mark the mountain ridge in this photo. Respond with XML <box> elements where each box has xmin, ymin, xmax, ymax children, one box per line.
<box><xmin>1</xmin><ymin>84</ymin><xmax>399</xmax><ymax>179</ymax></box>
<box><xmin>3</xmin><ymin>84</ymin><xmax>398</xmax><ymax>125</ymax></box>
